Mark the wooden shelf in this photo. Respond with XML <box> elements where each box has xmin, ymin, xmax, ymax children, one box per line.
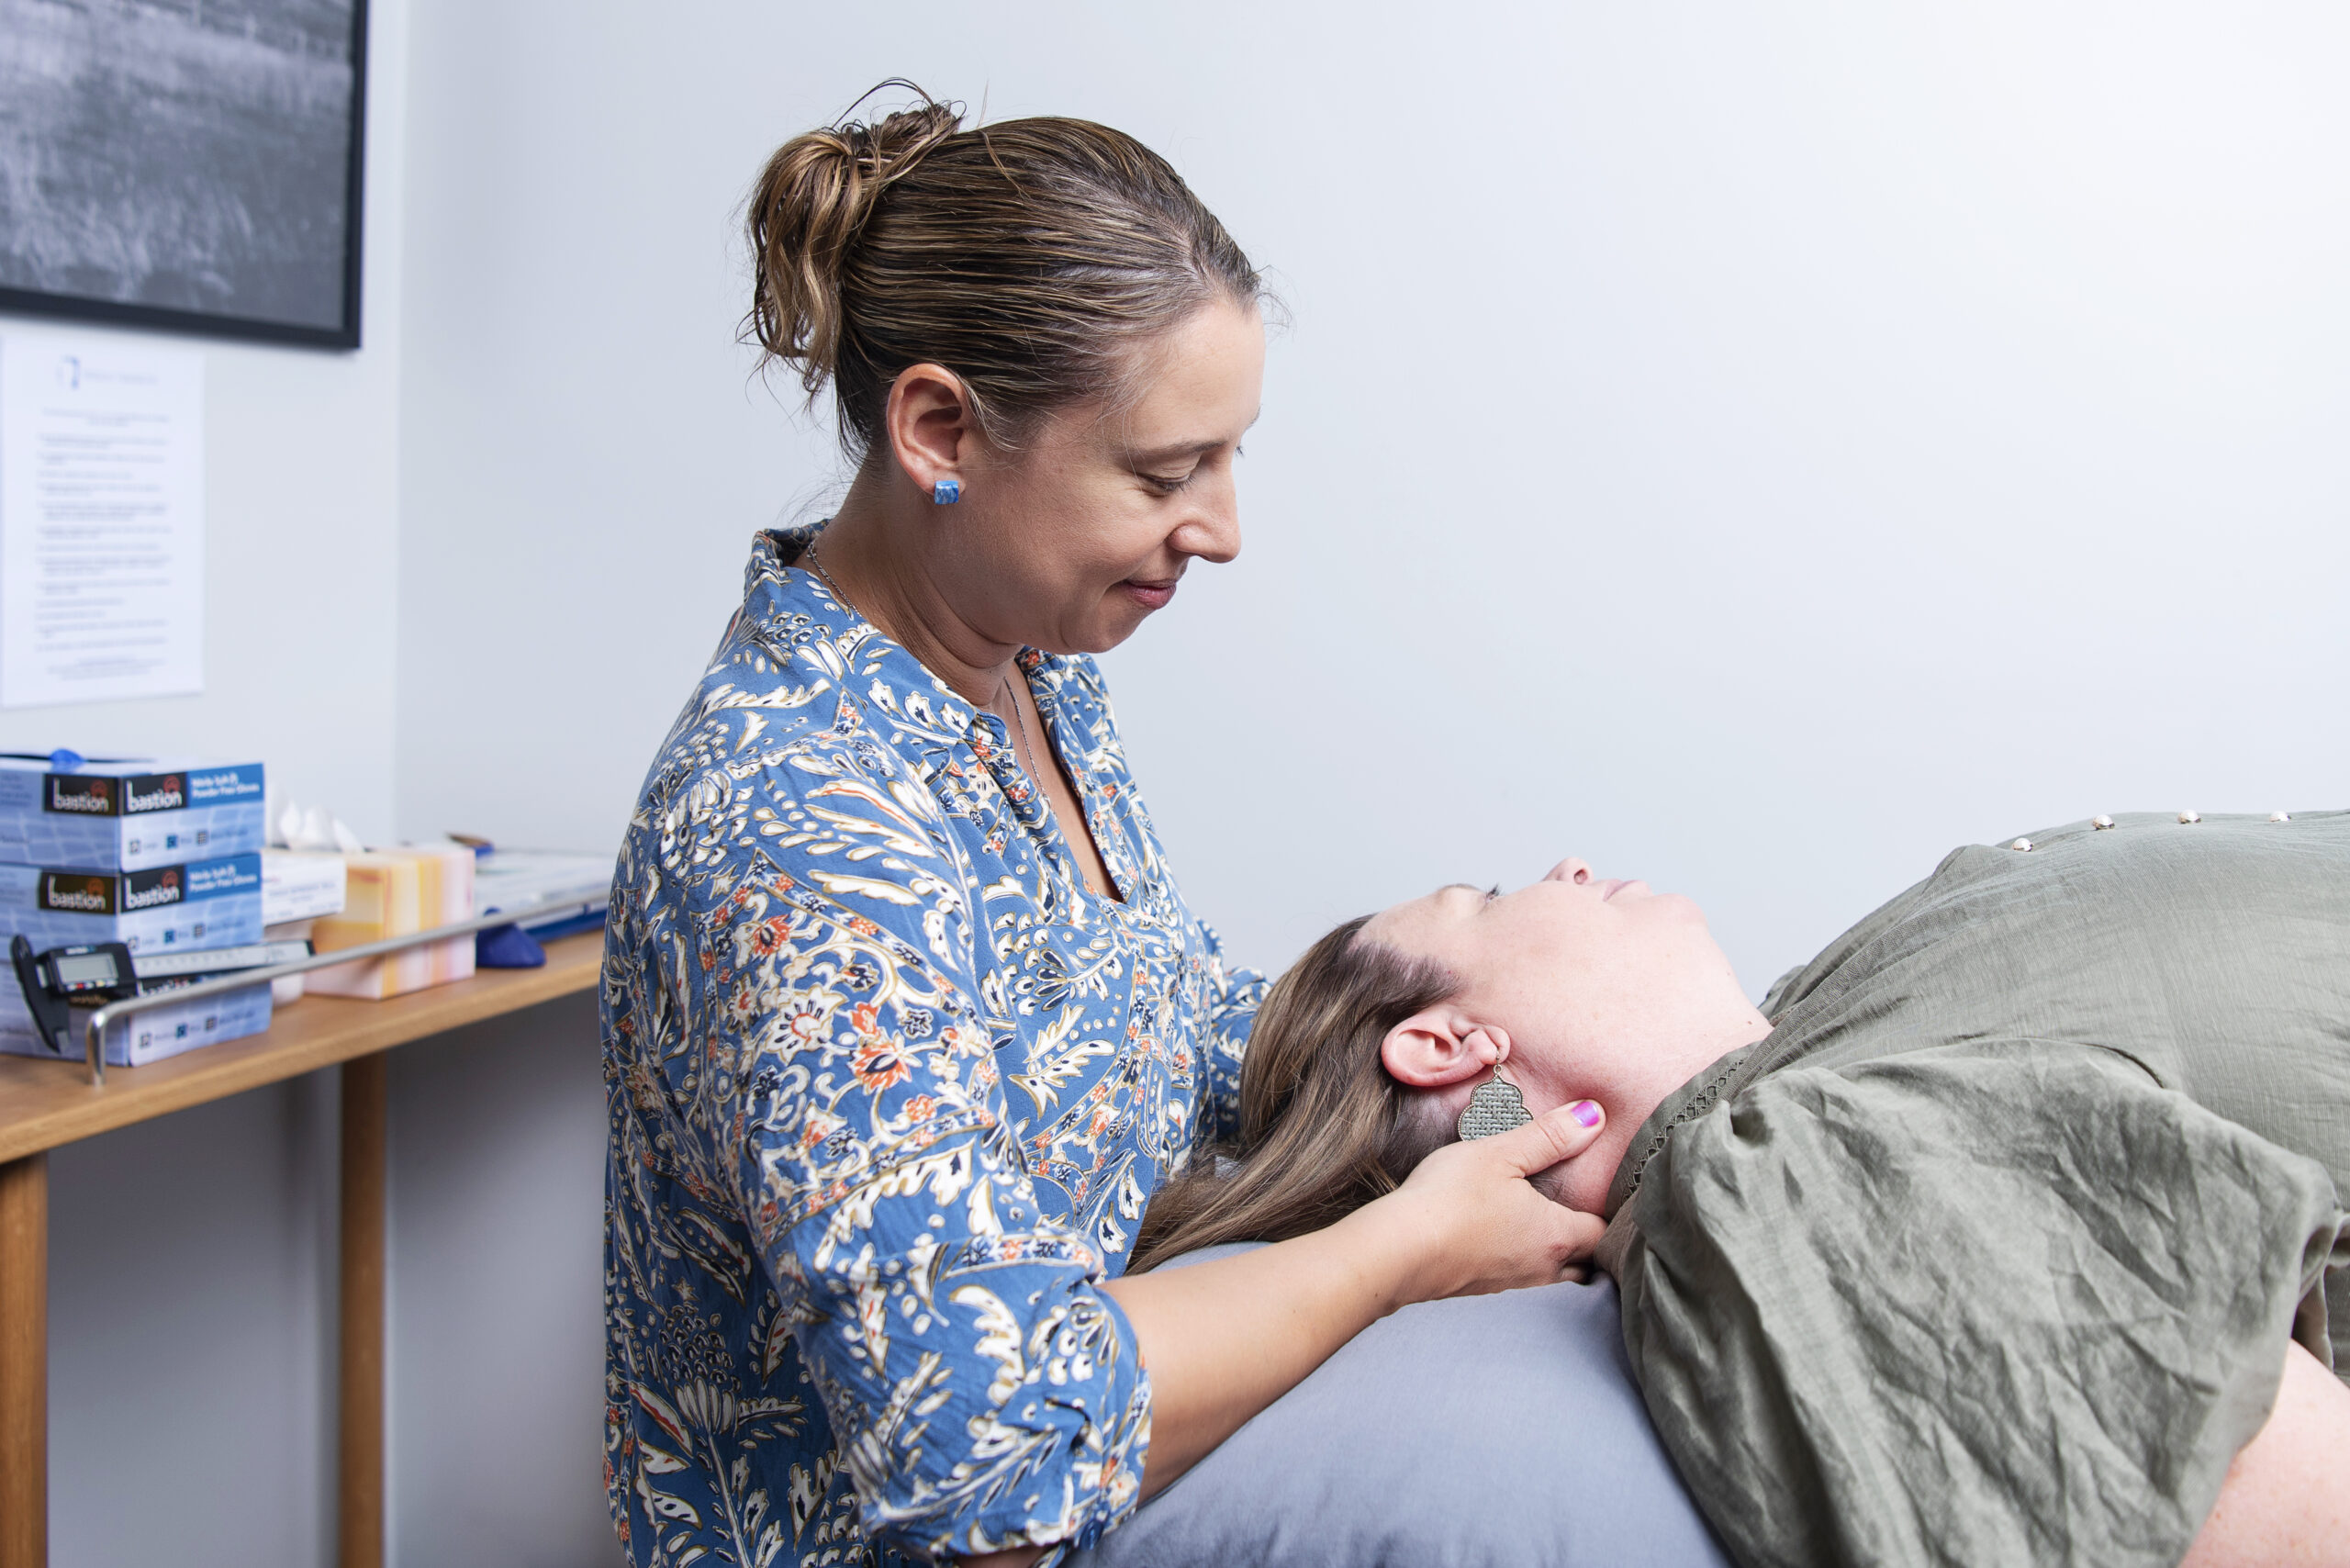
<box><xmin>0</xmin><ymin>932</ymin><xmax>602</xmax><ymax>1163</ymax></box>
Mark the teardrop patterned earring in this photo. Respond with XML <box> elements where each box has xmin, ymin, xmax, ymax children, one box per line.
<box><xmin>932</xmin><ymin>478</ymin><xmax>961</xmax><ymax>505</ymax></box>
<box><xmin>1457</xmin><ymin>1070</ymin><xmax>1534</xmax><ymax>1141</ymax></box>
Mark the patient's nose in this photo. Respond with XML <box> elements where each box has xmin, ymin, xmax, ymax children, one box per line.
<box><xmin>1544</xmin><ymin>858</ymin><xmax>1595</xmax><ymax>886</ymax></box>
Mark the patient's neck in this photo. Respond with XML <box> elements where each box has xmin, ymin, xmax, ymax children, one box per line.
<box><xmin>1537</xmin><ymin>1000</ymin><xmax>1774</xmax><ymax>1216</ymax></box>
<box><xmin>1626</xmin><ymin>1005</ymin><xmax>1774</xmax><ymax>1133</ymax></box>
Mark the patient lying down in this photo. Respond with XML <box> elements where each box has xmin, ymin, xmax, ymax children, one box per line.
<box><xmin>1134</xmin><ymin>812</ymin><xmax>2350</xmax><ymax>1568</ymax></box>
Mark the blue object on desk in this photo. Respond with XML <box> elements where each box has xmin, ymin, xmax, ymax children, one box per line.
<box><xmin>476</xmin><ymin>923</ymin><xmax>545</xmax><ymax>969</ymax></box>
<box><xmin>520</xmin><ymin>908</ymin><xmax>606</xmax><ymax>942</ymax></box>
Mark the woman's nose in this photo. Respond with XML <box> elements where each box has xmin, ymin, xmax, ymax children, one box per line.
<box><xmin>1180</xmin><ymin>504</ymin><xmax>1240</xmax><ymax>565</ymax></box>
<box><xmin>1544</xmin><ymin>857</ymin><xmax>1595</xmax><ymax>886</ymax></box>
<box><xmin>1174</xmin><ymin>472</ymin><xmax>1243</xmax><ymax>565</ymax></box>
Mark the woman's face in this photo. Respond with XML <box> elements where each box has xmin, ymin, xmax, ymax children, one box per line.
<box><xmin>1364</xmin><ymin>858</ymin><xmax>1727</xmax><ymax>1042</ymax></box>
<box><xmin>932</xmin><ymin>297</ymin><xmax>1265</xmax><ymax>656</ymax></box>
<box><xmin>1364</xmin><ymin>857</ymin><xmax>1763</xmax><ymax>1209</ymax></box>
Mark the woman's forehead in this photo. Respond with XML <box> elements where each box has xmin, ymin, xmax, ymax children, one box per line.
<box><xmin>1362</xmin><ymin>884</ymin><xmax>1479</xmax><ymax>950</ymax></box>
<box><xmin>1113</xmin><ymin>304</ymin><xmax>1262</xmax><ymax>428</ymax></box>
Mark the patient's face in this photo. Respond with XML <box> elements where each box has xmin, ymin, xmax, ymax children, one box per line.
<box><xmin>1364</xmin><ymin>857</ymin><xmax>1762</xmax><ymax>1207</ymax></box>
<box><xmin>1364</xmin><ymin>858</ymin><xmax>1721</xmax><ymax>1031</ymax></box>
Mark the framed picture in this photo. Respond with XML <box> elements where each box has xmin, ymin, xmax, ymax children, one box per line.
<box><xmin>0</xmin><ymin>0</ymin><xmax>369</xmax><ymax>351</ymax></box>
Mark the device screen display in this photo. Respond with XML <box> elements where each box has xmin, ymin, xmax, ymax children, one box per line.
<box><xmin>52</xmin><ymin>952</ymin><xmax>121</xmax><ymax>988</ymax></box>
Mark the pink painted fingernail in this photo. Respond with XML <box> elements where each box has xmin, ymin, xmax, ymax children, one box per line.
<box><xmin>1570</xmin><ymin>1100</ymin><xmax>1602</xmax><ymax>1127</ymax></box>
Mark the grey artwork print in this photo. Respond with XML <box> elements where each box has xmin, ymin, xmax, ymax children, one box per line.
<box><xmin>0</xmin><ymin>0</ymin><xmax>367</xmax><ymax>348</ymax></box>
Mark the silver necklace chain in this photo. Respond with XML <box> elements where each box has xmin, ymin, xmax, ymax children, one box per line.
<box><xmin>1002</xmin><ymin>672</ymin><xmax>1043</xmax><ymax>785</ymax></box>
<box><xmin>804</xmin><ymin>540</ymin><xmax>1044</xmax><ymax>783</ymax></box>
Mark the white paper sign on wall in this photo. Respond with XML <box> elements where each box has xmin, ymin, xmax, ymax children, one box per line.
<box><xmin>0</xmin><ymin>331</ymin><xmax>206</xmax><ymax>709</ymax></box>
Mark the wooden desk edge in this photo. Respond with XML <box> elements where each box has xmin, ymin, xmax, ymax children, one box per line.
<box><xmin>0</xmin><ymin>933</ymin><xmax>604</xmax><ymax>1162</ymax></box>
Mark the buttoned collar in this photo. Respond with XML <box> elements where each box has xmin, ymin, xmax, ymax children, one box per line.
<box><xmin>741</xmin><ymin>525</ymin><xmax>988</xmax><ymax>742</ymax></box>
<box><xmin>736</xmin><ymin>531</ymin><xmax>1113</xmax><ymax>898</ymax></box>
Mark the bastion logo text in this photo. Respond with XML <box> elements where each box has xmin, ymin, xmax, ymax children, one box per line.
<box><xmin>45</xmin><ymin>776</ymin><xmax>117</xmax><ymax>814</ymax></box>
<box><xmin>123</xmin><ymin>774</ymin><xmax>187</xmax><ymax>814</ymax></box>
<box><xmin>122</xmin><ymin>868</ymin><xmax>184</xmax><ymax>910</ymax></box>
<box><xmin>39</xmin><ymin>875</ymin><xmax>117</xmax><ymax>914</ymax></box>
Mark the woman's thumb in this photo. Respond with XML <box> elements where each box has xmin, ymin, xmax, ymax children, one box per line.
<box><xmin>1487</xmin><ymin>1099</ymin><xmax>1605</xmax><ymax>1178</ymax></box>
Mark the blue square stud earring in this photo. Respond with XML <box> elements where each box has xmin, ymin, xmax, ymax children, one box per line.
<box><xmin>932</xmin><ymin>478</ymin><xmax>961</xmax><ymax>505</ymax></box>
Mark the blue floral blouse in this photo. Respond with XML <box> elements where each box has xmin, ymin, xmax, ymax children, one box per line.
<box><xmin>603</xmin><ymin>528</ymin><xmax>1265</xmax><ymax>1567</ymax></box>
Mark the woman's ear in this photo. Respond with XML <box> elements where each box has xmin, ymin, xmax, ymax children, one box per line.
<box><xmin>882</xmin><ymin>362</ymin><xmax>974</xmax><ymax>497</ymax></box>
<box><xmin>1381</xmin><ymin>1009</ymin><xmax>1511</xmax><ymax>1088</ymax></box>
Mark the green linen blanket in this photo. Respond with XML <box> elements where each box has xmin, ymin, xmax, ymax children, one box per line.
<box><xmin>1599</xmin><ymin>811</ymin><xmax>2350</xmax><ymax>1568</ymax></box>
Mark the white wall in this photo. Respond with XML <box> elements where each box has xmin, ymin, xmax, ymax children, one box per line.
<box><xmin>0</xmin><ymin>5</ymin><xmax>409</xmax><ymax>840</ymax></box>
<box><xmin>393</xmin><ymin>0</ymin><xmax>2350</xmax><ymax>997</ymax></box>
<box><xmin>384</xmin><ymin>994</ymin><xmax>613</xmax><ymax>1568</ymax></box>
<box><xmin>6</xmin><ymin>0</ymin><xmax>413</xmax><ymax>1559</ymax></box>
<box><xmin>15</xmin><ymin>3</ymin><xmax>2350</xmax><ymax>1564</ymax></box>
<box><xmin>389</xmin><ymin>4</ymin><xmax>830</xmax><ymax>860</ymax></box>
<box><xmin>45</xmin><ymin>1075</ymin><xmax>341</xmax><ymax>1568</ymax></box>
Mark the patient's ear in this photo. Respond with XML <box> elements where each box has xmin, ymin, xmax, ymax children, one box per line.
<box><xmin>1382</xmin><ymin>1010</ymin><xmax>1511</xmax><ymax>1088</ymax></box>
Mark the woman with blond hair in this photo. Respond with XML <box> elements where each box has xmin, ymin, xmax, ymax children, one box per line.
<box><xmin>601</xmin><ymin>86</ymin><xmax>1612</xmax><ymax>1568</ymax></box>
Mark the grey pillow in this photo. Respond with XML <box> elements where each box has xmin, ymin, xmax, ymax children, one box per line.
<box><xmin>1072</xmin><ymin>1245</ymin><xmax>1731</xmax><ymax>1568</ymax></box>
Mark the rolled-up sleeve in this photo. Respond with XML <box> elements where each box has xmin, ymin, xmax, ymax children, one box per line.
<box><xmin>688</xmin><ymin>840</ymin><xmax>1149</xmax><ymax>1561</ymax></box>
<box><xmin>1189</xmin><ymin>921</ymin><xmax>1266</xmax><ymax>1147</ymax></box>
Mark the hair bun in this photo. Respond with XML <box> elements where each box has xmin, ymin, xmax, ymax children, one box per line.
<box><xmin>742</xmin><ymin>84</ymin><xmax>1262</xmax><ymax>459</ymax></box>
<box><xmin>746</xmin><ymin>83</ymin><xmax>963</xmax><ymax>394</ymax></box>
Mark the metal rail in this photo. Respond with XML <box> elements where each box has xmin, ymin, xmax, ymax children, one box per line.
<box><xmin>78</xmin><ymin>902</ymin><xmax>600</xmax><ymax>1087</ymax></box>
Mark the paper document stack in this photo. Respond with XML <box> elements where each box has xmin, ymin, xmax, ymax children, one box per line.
<box><xmin>259</xmin><ymin>849</ymin><xmax>350</xmax><ymax>1004</ymax></box>
<box><xmin>263</xmin><ymin>851</ymin><xmax>348</xmax><ymax>925</ymax></box>
<box><xmin>471</xmin><ymin>848</ymin><xmax>613</xmax><ymax>933</ymax></box>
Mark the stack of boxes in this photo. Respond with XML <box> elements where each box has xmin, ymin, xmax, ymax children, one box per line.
<box><xmin>0</xmin><ymin>757</ymin><xmax>272</xmax><ymax>1065</ymax></box>
<box><xmin>1</xmin><ymin>757</ymin><xmax>528</xmax><ymax>1066</ymax></box>
<box><xmin>258</xmin><ymin>849</ymin><xmax>348</xmax><ymax>1002</ymax></box>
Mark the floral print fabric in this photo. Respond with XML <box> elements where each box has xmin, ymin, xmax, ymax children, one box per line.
<box><xmin>604</xmin><ymin>528</ymin><xmax>1264</xmax><ymax>1567</ymax></box>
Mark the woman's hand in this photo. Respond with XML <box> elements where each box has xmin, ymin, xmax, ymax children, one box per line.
<box><xmin>1091</xmin><ymin>1099</ymin><xmax>1606</xmax><ymax>1513</ymax></box>
<box><xmin>1363</xmin><ymin>1100</ymin><xmax>1611</xmax><ymax>1305</ymax></box>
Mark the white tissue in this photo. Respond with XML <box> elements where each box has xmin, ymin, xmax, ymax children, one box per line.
<box><xmin>270</xmin><ymin>800</ymin><xmax>368</xmax><ymax>855</ymax></box>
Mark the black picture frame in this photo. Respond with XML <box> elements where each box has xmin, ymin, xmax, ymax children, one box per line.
<box><xmin>0</xmin><ymin>0</ymin><xmax>370</xmax><ymax>352</ymax></box>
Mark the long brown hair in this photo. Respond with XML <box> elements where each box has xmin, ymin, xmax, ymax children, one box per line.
<box><xmin>744</xmin><ymin>82</ymin><xmax>1264</xmax><ymax>456</ymax></box>
<box><xmin>1130</xmin><ymin>917</ymin><xmax>1460</xmax><ymax>1272</ymax></box>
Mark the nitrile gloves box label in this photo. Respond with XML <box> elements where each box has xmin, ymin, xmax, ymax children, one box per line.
<box><xmin>0</xmin><ymin>979</ymin><xmax>272</xmax><ymax>1066</ymax></box>
<box><xmin>0</xmin><ymin>853</ymin><xmax>264</xmax><ymax>953</ymax></box>
<box><xmin>0</xmin><ymin>758</ymin><xmax>264</xmax><ymax>871</ymax></box>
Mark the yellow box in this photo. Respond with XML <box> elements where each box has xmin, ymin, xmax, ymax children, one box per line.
<box><xmin>306</xmin><ymin>846</ymin><xmax>476</xmax><ymax>1000</ymax></box>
